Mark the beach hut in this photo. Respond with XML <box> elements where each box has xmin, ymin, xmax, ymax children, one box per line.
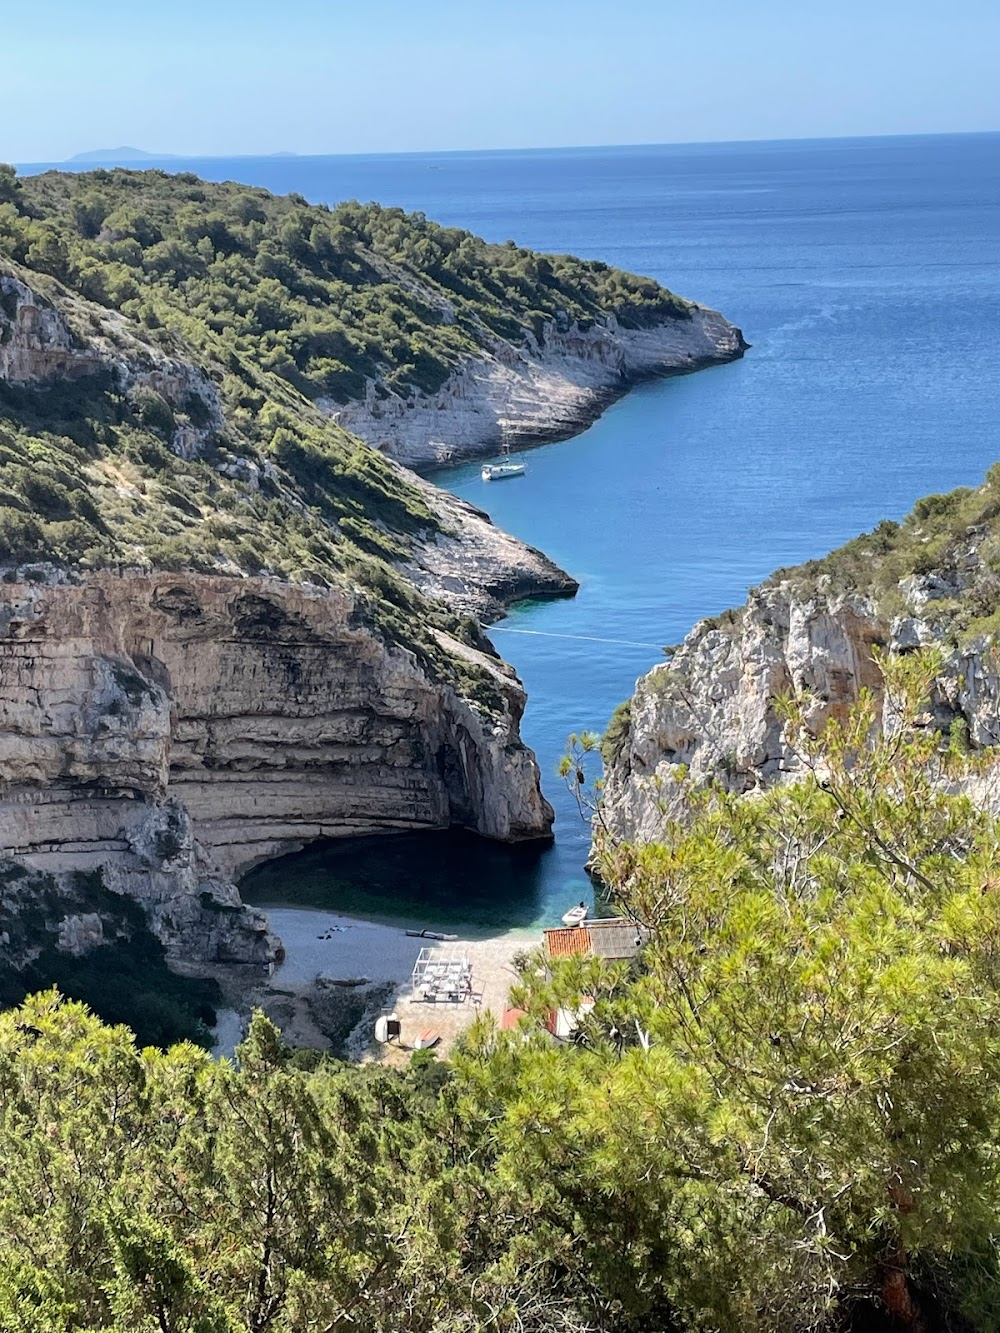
<box><xmin>540</xmin><ymin>919</ymin><xmax>648</xmax><ymax>1040</ymax></box>
<box><xmin>542</xmin><ymin>919</ymin><xmax>648</xmax><ymax>963</ymax></box>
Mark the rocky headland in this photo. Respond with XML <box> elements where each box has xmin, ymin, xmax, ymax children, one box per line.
<box><xmin>600</xmin><ymin>476</ymin><xmax>1000</xmax><ymax>847</ymax></box>
<box><xmin>0</xmin><ymin>165</ymin><xmax>743</xmax><ymax>1018</ymax></box>
<box><xmin>332</xmin><ymin>307</ymin><xmax>746</xmax><ymax>469</ymax></box>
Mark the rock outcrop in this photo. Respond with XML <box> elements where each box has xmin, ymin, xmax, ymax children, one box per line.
<box><xmin>600</xmin><ymin>574</ymin><xmax>1000</xmax><ymax>847</ymax></box>
<box><xmin>330</xmin><ymin>309</ymin><xmax>746</xmax><ymax>469</ymax></box>
<box><xmin>0</xmin><ymin>271</ymin><xmax>225</xmax><ymax>459</ymax></box>
<box><xmin>0</xmin><ymin>274</ymin><xmax>100</xmax><ymax>382</ymax></box>
<box><xmin>409</xmin><ymin>480</ymin><xmax>579</xmax><ymax>620</ymax></box>
<box><xmin>0</xmin><ymin>572</ymin><xmax>552</xmax><ymax>966</ymax></box>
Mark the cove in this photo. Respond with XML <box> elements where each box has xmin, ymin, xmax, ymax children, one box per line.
<box><xmin>242</xmin><ymin>830</ymin><xmax>554</xmax><ymax>934</ymax></box>
<box><xmin>241</xmin><ymin>132</ymin><xmax>1000</xmax><ymax>930</ymax></box>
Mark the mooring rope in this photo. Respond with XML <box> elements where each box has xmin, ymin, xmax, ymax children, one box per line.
<box><xmin>484</xmin><ymin>626</ymin><xmax>663</xmax><ymax>650</ymax></box>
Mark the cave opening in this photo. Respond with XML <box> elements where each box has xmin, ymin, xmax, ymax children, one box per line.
<box><xmin>239</xmin><ymin>827</ymin><xmax>553</xmax><ymax>935</ymax></box>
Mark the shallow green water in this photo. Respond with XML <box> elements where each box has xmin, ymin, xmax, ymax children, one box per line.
<box><xmin>241</xmin><ymin>830</ymin><xmax>599</xmax><ymax>934</ymax></box>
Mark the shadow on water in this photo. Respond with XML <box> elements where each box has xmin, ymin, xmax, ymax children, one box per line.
<box><xmin>240</xmin><ymin>830</ymin><xmax>576</xmax><ymax>937</ymax></box>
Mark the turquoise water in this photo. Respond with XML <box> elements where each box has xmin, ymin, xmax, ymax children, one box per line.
<box><xmin>242</xmin><ymin>831</ymin><xmax>562</xmax><ymax>933</ymax></box>
<box><xmin>33</xmin><ymin>138</ymin><xmax>998</xmax><ymax>929</ymax></box>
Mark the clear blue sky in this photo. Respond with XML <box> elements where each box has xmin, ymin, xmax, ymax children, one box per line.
<box><xmin>6</xmin><ymin>0</ymin><xmax>999</xmax><ymax>162</ymax></box>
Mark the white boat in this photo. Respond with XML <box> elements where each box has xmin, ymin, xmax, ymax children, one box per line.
<box><xmin>482</xmin><ymin>462</ymin><xmax>525</xmax><ymax>481</ymax></box>
<box><xmin>561</xmin><ymin>903</ymin><xmax>588</xmax><ymax>927</ymax></box>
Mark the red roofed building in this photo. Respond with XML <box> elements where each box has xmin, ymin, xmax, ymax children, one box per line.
<box><xmin>542</xmin><ymin>919</ymin><xmax>648</xmax><ymax>962</ymax></box>
<box><xmin>539</xmin><ymin>919</ymin><xmax>647</xmax><ymax>1039</ymax></box>
<box><xmin>500</xmin><ymin>1007</ymin><xmax>527</xmax><ymax>1030</ymax></box>
<box><xmin>543</xmin><ymin>926</ymin><xmax>593</xmax><ymax>959</ymax></box>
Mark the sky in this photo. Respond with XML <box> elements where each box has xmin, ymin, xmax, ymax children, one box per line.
<box><xmin>4</xmin><ymin>0</ymin><xmax>999</xmax><ymax>163</ymax></box>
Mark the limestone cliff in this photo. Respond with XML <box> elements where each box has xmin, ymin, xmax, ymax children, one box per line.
<box><xmin>0</xmin><ymin>262</ymin><xmax>569</xmax><ymax>977</ymax></box>
<box><xmin>600</xmin><ymin>505</ymin><xmax>1000</xmax><ymax>848</ymax></box>
<box><xmin>331</xmin><ymin>309</ymin><xmax>746</xmax><ymax>469</ymax></box>
<box><xmin>0</xmin><ymin>573</ymin><xmax>552</xmax><ymax>966</ymax></box>
<box><xmin>0</xmin><ymin>272</ymin><xmax>226</xmax><ymax>460</ymax></box>
<box><xmin>408</xmin><ymin>480</ymin><xmax>579</xmax><ymax>619</ymax></box>
<box><xmin>0</xmin><ymin>170</ymin><xmax>747</xmax><ymax>991</ymax></box>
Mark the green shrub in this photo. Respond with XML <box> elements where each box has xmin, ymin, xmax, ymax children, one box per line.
<box><xmin>17</xmin><ymin>472</ymin><xmax>75</xmax><ymax>520</ymax></box>
<box><xmin>601</xmin><ymin>699</ymin><xmax>632</xmax><ymax>766</ymax></box>
<box><xmin>133</xmin><ymin>388</ymin><xmax>175</xmax><ymax>438</ymax></box>
<box><xmin>0</xmin><ymin>506</ymin><xmax>43</xmax><ymax>562</ymax></box>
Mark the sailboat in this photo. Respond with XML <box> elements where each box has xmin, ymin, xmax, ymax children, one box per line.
<box><xmin>481</xmin><ymin>461</ymin><xmax>525</xmax><ymax>481</ymax></box>
<box><xmin>481</xmin><ymin>432</ymin><xmax>525</xmax><ymax>482</ymax></box>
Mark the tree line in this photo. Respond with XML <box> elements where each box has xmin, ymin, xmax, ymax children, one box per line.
<box><xmin>3</xmin><ymin>651</ymin><xmax>1000</xmax><ymax>1330</ymax></box>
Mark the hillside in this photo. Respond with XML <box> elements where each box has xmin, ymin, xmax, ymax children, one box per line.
<box><xmin>4</xmin><ymin>165</ymin><xmax>714</xmax><ymax>400</ymax></box>
<box><xmin>599</xmin><ymin>464</ymin><xmax>1000</xmax><ymax>844</ymax></box>
<box><xmin>0</xmin><ymin>164</ymin><xmax>744</xmax><ymax>466</ymax></box>
<box><xmin>0</xmin><ymin>166</ymin><xmax>591</xmax><ymax>613</ymax></box>
<box><xmin>2</xmin><ymin>165</ymin><xmax>690</xmax><ymax>1031</ymax></box>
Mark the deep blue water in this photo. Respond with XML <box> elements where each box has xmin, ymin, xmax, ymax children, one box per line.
<box><xmin>25</xmin><ymin>137</ymin><xmax>1000</xmax><ymax>930</ymax></box>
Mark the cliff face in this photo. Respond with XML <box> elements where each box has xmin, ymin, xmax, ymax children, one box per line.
<box><xmin>0</xmin><ymin>573</ymin><xmax>552</xmax><ymax>965</ymax></box>
<box><xmin>330</xmin><ymin>310</ymin><xmax>746</xmax><ymax>469</ymax></box>
<box><xmin>600</xmin><ymin>573</ymin><xmax>1000</xmax><ymax>847</ymax></box>
<box><xmin>409</xmin><ymin>480</ymin><xmax>579</xmax><ymax>620</ymax></box>
<box><xmin>0</xmin><ymin>272</ymin><xmax>226</xmax><ymax>460</ymax></box>
<box><xmin>0</xmin><ymin>274</ymin><xmax>97</xmax><ymax>382</ymax></box>
<box><xmin>0</xmin><ymin>187</ymin><xmax>747</xmax><ymax>985</ymax></box>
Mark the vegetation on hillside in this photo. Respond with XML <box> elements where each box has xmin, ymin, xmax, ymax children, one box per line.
<box><xmin>774</xmin><ymin>461</ymin><xmax>1000</xmax><ymax>642</ymax></box>
<box><xmin>0</xmin><ymin>177</ymin><xmax>541</xmax><ymax>708</ymax></box>
<box><xmin>0</xmin><ymin>162</ymin><xmax>691</xmax><ymax>406</ymax></box>
<box><xmin>6</xmin><ymin>651</ymin><xmax>1000</xmax><ymax>1330</ymax></box>
<box><xmin>0</xmin><ymin>353</ymin><xmax>502</xmax><ymax>706</ymax></box>
<box><xmin>0</xmin><ymin>163</ymin><xmax>692</xmax><ymax>708</ymax></box>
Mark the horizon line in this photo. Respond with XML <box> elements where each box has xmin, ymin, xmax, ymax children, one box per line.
<box><xmin>11</xmin><ymin>126</ymin><xmax>1000</xmax><ymax>170</ymax></box>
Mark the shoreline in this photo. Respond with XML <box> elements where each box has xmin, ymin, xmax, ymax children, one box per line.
<box><xmin>418</xmin><ymin>346</ymin><xmax>750</xmax><ymax>478</ymax></box>
<box><xmin>334</xmin><ymin>311</ymin><xmax>748</xmax><ymax>471</ymax></box>
<box><xmin>222</xmin><ymin>904</ymin><xmax>536</xmax><ymax>1061</ymax></box>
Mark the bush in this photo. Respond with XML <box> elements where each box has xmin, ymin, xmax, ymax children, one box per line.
<box><xmin>601</xmin><ymin>699</ymin><xmax>632</xmax><ymax>765</ymax></box>
<box><xmin>0</xmin><ymin>506</ymin><xmax>44</xmax><ymax>562</ymax></box>
<box><xmin>18</xmin><ymin>472</ymin><xmax>75</xmax><ymax>520</ymax></box>
<box><xmin>132</xmin><ymin>388</ymin><xmax>175</xmax><ymax>438</ymax></box>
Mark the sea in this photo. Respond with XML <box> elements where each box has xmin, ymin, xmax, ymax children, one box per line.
<box><xmin>21</xmin><ymin>134</ymin><xmax>1000</xmax><ymax>934</ymax></box>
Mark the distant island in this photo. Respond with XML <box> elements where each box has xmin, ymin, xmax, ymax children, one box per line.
<box><xmin>68</xmin><ymin>146</ymin><xmax>176</xmax><ymax>163</ymax></box>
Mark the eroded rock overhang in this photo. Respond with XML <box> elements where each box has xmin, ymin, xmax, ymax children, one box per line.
<box><xmin>0</xmin><ymin>571</ymin><xmax>553</xmax><ymax>964</ymax></box>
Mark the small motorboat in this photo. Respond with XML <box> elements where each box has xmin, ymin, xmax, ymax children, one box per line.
<box><xmin>482</xmin><ymin>462</ymin><xmax>525</xmax><ymax>481</ymax></box>
<box><xmin>405</xmin><ymin>928</ymin><xmax>459</xmax><ymax>942</ymax></box>
<box><xmin>561</xmin><ymin>903</ymin><xmax>588</xmax><ymax>928</ymax></box>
